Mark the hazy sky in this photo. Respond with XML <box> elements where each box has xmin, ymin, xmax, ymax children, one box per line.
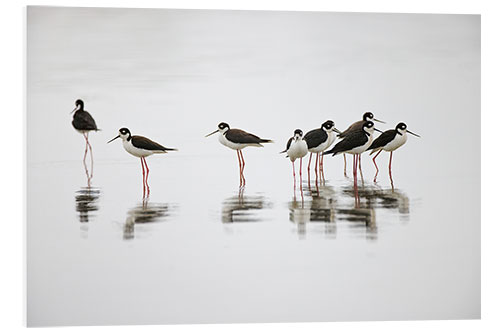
<box><xmin>28</xmin><ymin>7</ymin><xmax>479</xmax><ymax>170</ymax></box>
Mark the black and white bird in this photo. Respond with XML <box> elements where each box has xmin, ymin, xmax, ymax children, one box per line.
<box><xmin>323</xmin><ymin>121</ymin><xmax>381</xmax><ymax>183</ymax></box>
<box><xmin>206</xmin><ymin>122</ymin><xmax>272</xmax><ymax>187</ymax></box>
<box><xmin>108</xmin><ymin>128</ymin><xmax>177</xmax><ymax>196</ymax></box>
<box><xmin>368</xmin><ymin>122</ymin><xmax>420</xmax><ymax>182</ymax></box>
<box><xmin>337</xmin><ymin>111</ymin><xmax>385</xmax><ymax>177</ymax></box>
<box><xmin>303</xmin><ymin>120</ymin><xmax>341</xmax><ymax>183</ymax></box>
<box><xmin>71</xmin><ymin>99</ymin><xmax>99</xmax><ymax>177</ymax></box>
<box><xmin>280</xmin><ymin>129</ymin><xmax>309</xmax><ymax>187</ymax></box>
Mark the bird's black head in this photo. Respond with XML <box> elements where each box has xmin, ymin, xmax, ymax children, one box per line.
<box><xmin>396</xmin><ymin>122</ymin><xmax>407</xmax><ymax>130</ymax></box>
<box><xmin>321</xmin><ymin>120</ymin><xmax>335</xmax><ymax>130</ymax></box>
<box><xmin>71</xmin><ymin>99</ymin><xmax>85</xmax><ymax>114</ymax></box>
<box><xmin>363</xmin><ymin>121</ymin><xmax>375</xmax><ymax>130</ymax></box>
<box><xmin>108</xmin><ymin>127</ymin><xmax>131</xmax><ymax>144</ymax></box>
<box><xmin>363</xmin><ymin>111</ymin><xmax>374</xmax><ymax>121</ymax></box>
<box><xmin>119</xmin><ymin>128</ymin><xmax>131</xmax><ymax>136</ymax></box>
<box><xmin>293</xmin><ymin>129</ymin><xmax>303</xmax><ymax>139</ymax></box>
<box><xmin>218</xmin><ymin>122</ymin><xmax>230</xmax><ymax>130</ymax></box>
<box><xmin>206</xmin><ymin>122</ymin><xmax>230</xmax><ymax>137</ymax></box>
<box><xmin>395</xmin><ymin>122</ymin><xmax>420</xmax><ymax>137</ymax></box>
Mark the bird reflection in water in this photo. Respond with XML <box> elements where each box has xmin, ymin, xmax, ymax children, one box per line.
<box><xmin>339</xmin><ymin>184</ymin><xmax>410</xmax><ymax>240</ymax></box>
<box><xmin>74</xmin><ymin>186</ymin><xmax>100</xmax><ymax>238</ymax></box>
<box><xmin>290</xmin><ymin>180</ymin><xmax>410</xmax><ymax>240</ymax></box>
<box><xmin>123</xmin><ymin>198</ymin><xmax>172</xmax><ymax>240</ymax></box>
<box><xmin>221</xmin><ymin>188</ymin><xmax>272</xmax><ymax>223</ymax></box>
<box><xmin>289</xmin><ymin>184</ymin><xmax>337</xmax><ymax>239</ymax></box>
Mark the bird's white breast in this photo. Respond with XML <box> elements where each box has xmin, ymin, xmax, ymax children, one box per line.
<box><xmin>288</xmin><ymin>139</ymin><xmax>309</xmax><ymax>162</ymax></box>
<box><xmin>384</xmin><ymin>133</ymin><xmax>407</xmax><ymax>152</ymax></box>
<box><xmin>325</xmin><ymin>131</ymin><xmax>336</xmax><ymax>149</ymax></box>
<box><xmin>122</xmin><ymin>139</ymin><xmax>154</xmax><ymax>158</ymax></box>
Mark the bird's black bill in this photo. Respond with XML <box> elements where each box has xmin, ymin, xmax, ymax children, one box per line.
<box><xmin>205</xmin><ymin>130</ymin><xmax>218</xmax><ymax>137</ymax></box>
<box><xmin>373</xmin><ymin>118</ymin><xmax>386</xmax><ymax>124</ymax></box>
<box><xmin>107</xmin><ymin>135</ymin><xmax>120</xmax><ymax>143</ymax></box>
<box><xmin>374</xmin><ymin>128</ymin><xmax>383</xmax><ymax>133</ymax></box>
<box><xmin>332</xmin><ymin>127</ymin><xmax>342</xmax><ymax>134</ymax></box>
<box><xmin>70</xmin><ymin>107</ymin><xmax>77</xmax><ymax>114</ymax></box>
<box><xmin>407</xmin><ymin>130</ymin><xmax>421</xmax><ymax>137</ymax></box>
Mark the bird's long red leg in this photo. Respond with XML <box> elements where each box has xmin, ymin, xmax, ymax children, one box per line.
<box><xmin>292</xmin><ymin>160</ymin><xmax>296</xmax><ymax>190</ymax></box>
<box><xmin>299</xmin><ymin>157</ymin><xmax>303</xmax><ymax>191</ymax></box>
<box><xmin>358</xmin><ymin>154</ymin><xmax>363</xmax><ymax>180</ymax></box>
<box><xmin>307</xmin><ymin>152</ymin><xmax>313</xmax><ymax>183</ymax></box>
<box><xmin>343</xmin><ymin>153</ymin><xmax>347</xmax><ymax>177</ymax></box>
<box><xmin>87</xmin><ymin>135</ymin><xmax>94</xmax><ymax>178</ymax></box>
<box><xmin>320</xmin><ymin>154</ymin><xmax>325</xmax><ymax>184</ymax></box>
<box><xmin>372</xmin><ymin>150</ymin><xmax>382</xmax><ymax>182</ymax></box>
<box><xmin>81</xmin><ymin>134</ymin><xmax>91</xmax><ymax>181</ymax></box>
<box><xmin>315</xmin><ymin>153</ymin><xmax>319</xmax><ymax>185</ymax></box>
<box><xmin>354</xmin><ymin>155</ymin><xmax>360</xmax><ymax>208</ymax></box>
<box><xmin>389</xmin><ymin>151</ymin><xmax>393</xmax><ymax>176</ymax></box>
<box><xmin>83</xmin><ymin>133</ymin><xmax>88</xmax><ymax>165</ymax></box>
<box><xmin>318</xmin><ymin>154</ymin><xmax>322</xmax><ymax>183</ymax></box>
<box><xmin>237</xmin><ymin>150</ymin><xmax>242</xmax><ymax>187</ymax></box>
<box><xmin>143</xmin><ymin>157</ymin><xmax>150</xmax><ymax>195</ymax></box>
<box><xmin>240</xmin><ymin>150</ymin><xmax>246</xmax><ymax>187</ymax></box>
<box><xmin>354</xmin><ymin>154</ymin><xmax>359</xmax><ymax>204</ymax></box>
<box><xmin>140</xmin><ymin>157</ymin><xmax>146</xmax><ymax>196</ymax></box>
<box><xmin>389</xmin><ymin>151</ymin><xmax>394</xmax><ymax>190</ymax></box>
<box><xmin>352</xmin><ymin>155</ymin><xmax>356</xmax><ymax>181</ymax></box>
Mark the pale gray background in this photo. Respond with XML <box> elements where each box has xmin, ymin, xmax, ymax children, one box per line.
<box><xmin>27</xmin><ymin>7</ymin><xmax>480</xmax><ymax>326</ymax></box>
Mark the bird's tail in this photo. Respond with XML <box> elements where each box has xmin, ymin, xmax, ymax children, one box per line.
<box><xmin>163</xmin><ymin>148</ymin><xmax>178</xmax><ymax>152</ymax></box>
<box><xmin>260</xmin><ymin>139</ymin><xmax>273</xmax><ymax>143</ymax></box>
<box><xmin>369</xmin><ymin>148</ymin><xmax>381</xmax><ymax>155</ymax></box>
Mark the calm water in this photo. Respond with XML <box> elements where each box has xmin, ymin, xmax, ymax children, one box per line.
<box><xmin>27</xmin><ymin>7</ymin><xmax>480</xmax><ymax>326</ymax></box>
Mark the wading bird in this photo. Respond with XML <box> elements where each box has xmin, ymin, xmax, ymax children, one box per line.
<box><xmin>71</xmin><ymin>99</ymin><xmax>99</xmax><ymax>179</ymax></box>
<box><xmin>368</xmin><ymin>122</ymin><xmax>420</xmax><ymax>183</ymax></box>
<box><xmin>323</xmin><ymin>121</ymin><xmax>381</xmax><ymax>185</ymax></box>
<box><xmin>206</xmin><ymin>122</ymin><xmax>272</xmax><ymax>187</ymax></box>
<box><xmin>108</xmin><ymin>128</ymin><xmax>177</xmax><ymax>196</ymax></box>
<box><xmin>303</xmin><ymin>120</ymin><xmax>341</xmax><ymax>184</ymax></box>
<box><xmin>337</xmin><ymin>111</ymin><xmax>385</xmax><ymax>177</ymax></box>
<box><xmin>280</xmin><ymin>129</ymin><xmax>309</xmax><ymax>189</ymax></box>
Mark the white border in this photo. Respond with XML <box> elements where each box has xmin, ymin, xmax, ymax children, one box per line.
<box><xmin>2</xmin><ymin>0</ymin><xmax>497</xmax><ymax>332</ymax></box>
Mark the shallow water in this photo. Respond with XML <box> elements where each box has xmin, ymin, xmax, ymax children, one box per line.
<box><xmin>27</xmin><ymin>7</ymin><xmax>480</xmax><ymax>326</ymax></box>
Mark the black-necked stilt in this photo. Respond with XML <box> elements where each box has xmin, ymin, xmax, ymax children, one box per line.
<box><xmin>323</xmin><ymin>121</ymin><xmax>381</xmax><ymax>185</ymax></box>
<box><xmin>338</xmin><ymin>111</ymin><xmax>385</xmax><ymax>177</ymax></box>
<box><xmin>280</xmin><ymin>129</ymin><xmax>309</xmax><ymax>189</ymax></box>
<box><xmin>71</xmin><ymin>99</ymin><xmax>99</xmax><ymax>179</ymax></box>
<box><xmin>206</xmin><ymin>122</ymin><xmax>272</xmax><ymax>187</ymax></box>
<box><xmin>303</xmin><ymin>120</ymin><xmax>341</xmax><ymax>184</ymax></box>
<box><xmin>368</xmin><ymin>122</ymin><xmax>420</xmax><ymax>183</ymax></box>
<box><xmin>108</xmin><ymin>128</ymin><xmax>177</xmax><ymax>196</ymax></box>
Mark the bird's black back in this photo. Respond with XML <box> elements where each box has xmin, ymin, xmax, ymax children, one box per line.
<box><xmin>368</xmin><ymin>129</ymin><xmax>397</xmax><ymax>150</ymax></box>
<box><xmin>324</xmin><ymin>129</ymin><xmax>369</xmax><ymax>155</ymax></box>
<box><xmin>303</xmin><ymin>128</ymin><xmax>327</xmax><ymax>149</ymax></box>
<box><xmin>131</xmin><ymin>136</ymin><xmax>176</xmax><ymax>151</ymax></box>
<box><xmin>338</xmin><ymin>120</ymin><xmax>364</xmax><ymax>138</ymax></box>
<box><xmin>225</xmin><ymin>129</ymin><xmax>271</xmax><ymax>144</ymax></box>
<box><xmin>72</xmin><ymin>110</ymin><xmax>98</xmax><ymax>131</ymax></box>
